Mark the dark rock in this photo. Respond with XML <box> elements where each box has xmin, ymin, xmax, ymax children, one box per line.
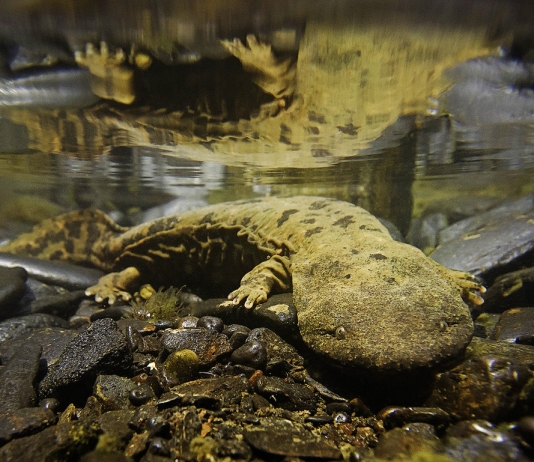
<box><xmin>94</xmin><ymin>375</ymin><xmax>154</xmax><ymax>411</ymax></box>
<box><xmin>445</xmin><ymin>420</ymin><xmax>527</xmax><ymax>461</ymax></box>
<box><xmin>79</xmin><ymin>395</ymin><xmax>103</xmax><ymax>421</ymax></box>
<box><xmin>254</xmin><ymin>375</ymin><xmax>316</xmax><ymax>411</ymax></box>
<box><xmin>467</xmin><ymin>337</ymin><xmax>534</xmax><ymax>369</ymax></box>
<box><xmin>246</xmin><ymin>327</ymin><xmax>304</xmax><ymax>368</ymax></box>
<box><xmin>147</xmin><ymin>436</ymin><xmax>170</xmax><ymax>456</ymax></box>
<box><xmin>0</xmin><ymin>251</ymin><xmax>103</xmax><ymax>290</ymax></box>
<box><xmin>376</xmin><ymin>406</ymin><xmax>451</xmax><ymax>430</ymax></box>
<box><xmin>80</xmin><ymin>451</ymin><xmax>131</xmax><ymax>462</ymax></box>
<box><xmin>516</xmin><ymin>416</ymin><xmax>534</xmax><ymax>447</ymax></box>
<box><xmin>483</xmin><ymin>267</ymin><xmax>534</xmax><ymax>312</ymax></box>
<box><xmin>166</xmin><ymin>376</ymin><xmax>249</xmax><ymax>409</ymax></box>
<box><xmin>432</xmin><ymin>193</ymin><xmax>534</xmax><ymax>279</ymax></box>
<box><xmin>0</xmin><ymin>340</ymin><xmax>41</xmax><ymax>410</ymax></box>
<box><xmin>177</xmin><ymin>315</ymin><xmax>198</xmax><ymax>328</ymax></box>
<box><xmin>90</xmin><ymin>304</ymin><xmax>133</xmax><ymax>321</ymax></box>
<box><xmin>185</xmin><ymin>293</ymin><xmax>299</xmax><ymax>339</ymax></box>
<box><xmin>243</xmin><ymin>416</ymin><xmax>341</xmax><ymax>459</ymax></box>
<box><xmin>29</xmin><ymin>290</ymin><xmax>86</xmax><ymax>316</ymax></box>
<box><xmin>161</xmin><ymin>327</ymin><xmax>232</xmax><ymax>366</ymax></box>
<box><xmin>406</xmin><ymin>213</ymin><xmax>448</xmax><ymax>251</ymax></box>
<box><xmin>0</xmin><ymin>407</ymin><xmax>56</xmax><ymax>445</ymax></box>
<box><xmin>163</xmin><ymin>349</ymin><xmax>199</xmax><ymax>383</ymax></box>
<box><xmin>374</xmin><ymin>423</ymin><xmax>443</xmax><ymax>460</ymax></box>
<box><xmin>38</xmin><ymin>318</ymin><xmax>133</xmax><ymax>402</ymax></box>
<box><xmin>197</xmin><ymin>316</ymin><xmax>224</xmax><ymax>332</ymax></box>
<box><xmin>325</xmin><ymin>402</ymin><xmax>352</xmax><ymax>415</ymax></box>
<box><xmin>128</xmin><ymin>404</ymin><xmax>158</xmax><ymax>432</ymax></box>
<box><xmin>0</xmin><ymin>266</ymin><xmax>27</xmax><ymax>319</ymax></box>
<box><xmin>0</xmin><ymin>313</ymin><xmax>69</xmax><ymax>344</ymax></box>
<box><xmin>39</xmin><ymin>397</ymin><xmax>60</xmax><ymax>411</ymax></box>
<box><xmin>425</xmin><ymin>355</ymin><xmax>531</xmax><ymax>421</ymax></box>
<box><xmin>146</xmin><ymin>416</ymin><xmax>171</xmax><ymax>438</ymax></box>
<box><xmin>306</xmin><ymin>414</ymin><xmax>334</xmax><ymax>425</ymax></box>
<box><xmin>424</xmin><ymin>196</ymin><xmax>503</xmax><ymax>223</ymax></box>
<box><xmin>231</xmin><ymin>340</ymin><xmax>268</xmax><ymax>369</ymax></box>
<box><xmin>98</xmin><ymin>409</ymin><xmax>135</xmax><ymax>451</ymax></box>
<box><xmin>0</xmin><ymin>327</ymin><xmax>76</xmax><ymax>370</ymax></box>
<box><xmin>0</xmin><ymin>419</ymin><xmax>100</xmax><ymax>461</ymax></box>
<box><xmin>491</xmin><ymin>307</ymin><xmax>534</xmax><ymax>344</ymax></box>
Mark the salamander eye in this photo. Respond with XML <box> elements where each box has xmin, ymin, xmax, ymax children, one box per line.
<box><xmin>335</xmin><ymin>326</ymin><xmax>347</xmax><ymax>340</ymax></box>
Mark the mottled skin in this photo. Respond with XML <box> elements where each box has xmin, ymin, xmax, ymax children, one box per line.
<box><xmin>0</xmin><ymin>196</ymin><xmax>484</xmax><ymax>372</ymax></box>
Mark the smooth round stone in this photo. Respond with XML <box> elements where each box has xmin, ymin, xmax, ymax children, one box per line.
<box><xmin>197</xmin><ymin>316</ymin><xmax>224</xmax><ymax>332</ymax></box>
<box><xmin>516</xmin><ymin>416</ymin><xmax>534</xmax><ymax>446</ymax></box>
<box><xmin>164</xmin><ymin>349</ymin><xmax>199</xmax><ymax>382</ymax></box>
<box><xmin>231</xmin><ymin>340</ymin><xmax>268</xmax><ymax>369</ymax></box>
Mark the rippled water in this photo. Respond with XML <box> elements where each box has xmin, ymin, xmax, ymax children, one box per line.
<box><xmin>0</xmin><ymin>0</ymin><xmax>534</xmax><ymax>234</ymax></box>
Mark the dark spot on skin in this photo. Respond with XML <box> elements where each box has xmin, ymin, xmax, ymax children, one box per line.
<box><xmin>312</xmin><ymin>148</ymin><xmax>331</xmax><ymax>158</ymax></box>
<box><xmin>309</xmin><ymin>201</ymin><xmax>328</xmax><ymax>210</ymax></box>
<box><xmin>370</xmin><ymin>253</ymin><xmax>387</xmax><ymax>260</ymax></box>
<box><xmin>241</xmin><ymin>216</ymin><xmax>251</xmax><ymax>227</ymax></box>
<box><xmin>351</xmin><ymin>249</ymin><xmax>359</xmax><ymax>255</ymax></box>
<box><xmin>277</xmin><ymin>209</ymin><xmax>298</xmax><ymax>227</ymax></box>
<box><xmin>50</xmin><ymin>250</ymin><xmax>63</xmax><ymax>260</ymax></box>
<box><xmin>305</xmin><ymin>227</ymin><xmax>324</xmax><ymax>238</ymax></box>
<box><xmin>301</xmin><ymin>218</ymin><xmax>316</xmax><ymax>224</ymax></box>
<box><xmin>279</xmin><ymin>135</ymin><xmax>291</xmax><ymax>145</ymax></box>
<box><xmin>359</xmin><ymin>225</ymin><xmax>381</xmax><ymax>232</ymax></box>
<box><xmin>333</xmin><ymin>216</ymin><xmax>355</xmax><ymax>229</ymax></box>
<box><xmin>336</xmin><ymin>123</ymin><xmax>359</xmax><ymax>136</ymax></box>
<box><xmin>308</xmin><ymin>111</ymin><xmax>327</xmax><ymax>124</ymax></box>
<box><xmin>200</xmin><ymin>213</ymin><xmax>215</xmax><ymax>225</ymax></box>
<box><xmin>64</xmin><ymin>221</ymin><xmax>82</xmax><ymax>239</ymax></box>
<box><xmin>345</xmin><ymin>274</ymin><xmax>351</xmax><ymax>279</ymax></box>
<box><xmin>386</xmin><ymin>277</ymin><xmax>396</xmax><ymax>283</ymax></box>
<box><xmin>307</xmin><ymin>126</ymin><xmax>320</xmax><ymax>135</ymax></box>
<box><xmin>64</xmin><ymin>240</ymin><xmax>74</xmax><ymax>254</ymax></box>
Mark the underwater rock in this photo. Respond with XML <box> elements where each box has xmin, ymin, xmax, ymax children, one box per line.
<box><xmin>161</xmin><ymin>327</ymin><xmax>232</xmax><ymax>366</ymax></box>
<box><xmin>0</xmin><ymin>266</ymin><xmax>27</xmax><ymax>320</ymax></box>
<box><xmin>0</xmin><ymin>340</ymin><xmax>41</xmax><ymax>410</ymax></box>
<box><xmin>243</xmin><ymin>417</ymin><xmax>341</xmax><ymax>459</ymax></box>
<box><xmin>0</xmin><ymin>312</ymin><xmax>68</xmax><ymax>344</ymax></box>
<box><xmin>425</xmin><ymin>355</ymin><xmax>531</xmax><ymax>421</ymax></box>
<box><xmin>491</xmin><ymin>307</ymin><xmax>534</xmax><ymax>344</ymax></box>
<box><xmin>254</xmin><ymin>375</ymin><xmax>316</xmax><ymax>411</ymax></box>
<box><xmin>483</xmin><ymin>267</ymin><xmax>534</xmax><ymax>312</ymax></box>
<box><xmin>373</xmin><ymin>423</ymin><xmax>443</xmax><ymax>460</ymax></box>
<box><xmin>0</xmin><ymin>420</ymin><xmax>100</xmax><ymax>461</ymax></box>
<box><xmin>38</xmin><ymin>318</ymin><xmax>132</xmax><ymax>401</ymax></box>
<box><xmin>432</xmin><ymin>193</ymin><xmax>534</xmax><ymax>279</ymax></box>
<box><xmin>0</xmin><ymin>407</ymin><xmax>56</xmax><ymax>445</ymax></box>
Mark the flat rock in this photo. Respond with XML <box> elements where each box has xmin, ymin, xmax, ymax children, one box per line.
<box><xmin>161</xmin><ymin>327</ymin><xmax>232</xmax><ymax>366</ymax></box>
<box><xmin>38</xmin><ymin>318</ymin><xmax>132</xmax><ymax>401</ymax></box>
<box><xmin>243</xmin><ymin>417</ymin><xmax>341</xmax><ymax>459</ymax></box>
<box><xmin>0</xmin><ymin>313</ymin><xmax>69</xmax><ymax>344</ymax></box>
<box><xmin>0</xmin><ymin>407</ymin><xmax>56</xmax><ymax>445</ymax></box>
<box><xmin>432</xmin><ymin>194</ymin><xmax>534</xmax><ymax>278</ymax></box>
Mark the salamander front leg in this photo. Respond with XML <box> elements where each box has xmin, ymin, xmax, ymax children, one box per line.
<box><xmin>228</xmin><ymin>255</ymin><xmax>292</xmax><ymax>308</ymax></box>
<box><xmin>85</xmin><ymin>266</ymin><xmax>141</xmax><ymax>304</ymax></box>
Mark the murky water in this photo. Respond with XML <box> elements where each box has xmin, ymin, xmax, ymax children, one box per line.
<box><xmin>0</xmin><ymin>0</ymin><xmax>534</xmax><ymax>235</ymax></box>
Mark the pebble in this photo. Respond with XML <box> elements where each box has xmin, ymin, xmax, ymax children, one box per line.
<box><xmin>163</xmin><ymin>349</ymin><xmax>199</xmax><ymax>382</ymax></box>
<box><xmin>376</xmin><ymin>406</ymin><xmax>451</xmax><ymax>430</ymax></box>
<box><xmin>196</xmin><ymin>315</ymin><xmax>224</xmax><ymax>332</ymax></box>
<box><xmin>230</xmin><ymin>340</ymin><xmax>268</xmax><ymax>369</ymax></box>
